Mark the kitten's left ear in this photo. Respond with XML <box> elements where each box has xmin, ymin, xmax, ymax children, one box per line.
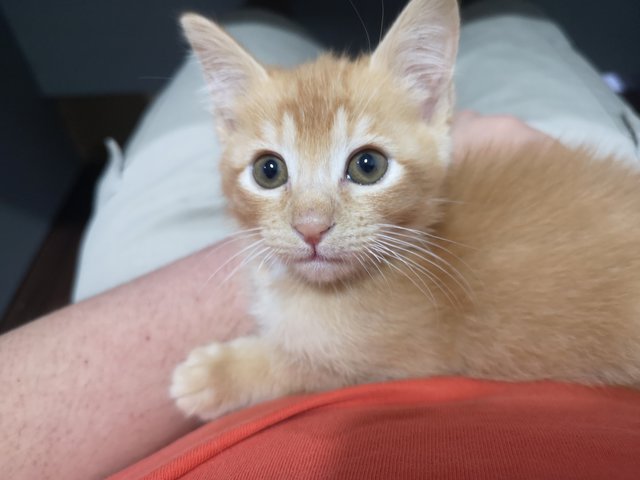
<box><xmin>181</xmin><ymin>14</ymin><xmax>268</xmax><ymax>136</ymax></box>
<box><xmin>371</xmin><ymin>0</ymin><xmax>459</xmax><ymax>123</ymax></box>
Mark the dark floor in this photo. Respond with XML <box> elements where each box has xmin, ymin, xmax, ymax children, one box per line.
<box><xmin>0</xmin><ymin>95</ymin><xmax>148</xmax><ymax>334</ymax></box>
<box><xmin>0</xmin><ymin>163</ymin><xmax>103</xmax><ymax>333</ymax></box>
<box><xmin>1</xmin><ymin>74</ymin><xmax>639</xmax><ymax>335</ymax></box>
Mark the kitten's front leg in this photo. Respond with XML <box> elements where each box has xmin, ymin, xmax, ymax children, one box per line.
<box><xmin>170</xmin><ymin>336</ymin><xmax>311</xmax><ymax>420</ymax></box>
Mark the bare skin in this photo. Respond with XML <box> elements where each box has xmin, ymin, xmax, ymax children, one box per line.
<box><xmin>0</xmin><ymin>240</ymin><xmax>254</xmax><ymax>480</ymax></box>
<box><xmin>0</xmin><ymin>114</ymin><xmax>550</xmax><ymax>479</ymax></box>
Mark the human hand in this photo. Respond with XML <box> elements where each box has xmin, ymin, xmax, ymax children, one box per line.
<box><xmin>452</xmin><ymin>111</ymin><xmax>552</xmax><ymax>161</ymax></box>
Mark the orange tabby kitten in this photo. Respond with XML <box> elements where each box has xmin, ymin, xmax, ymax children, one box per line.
<box><xmin>171</xmin><ymin>0</ymin><xmax>640</xmax><ymax>419</ymax></box>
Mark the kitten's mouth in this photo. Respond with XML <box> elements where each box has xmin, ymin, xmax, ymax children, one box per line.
<box><xmin>296</xmin><ymin>253</ymin><xmax>344</xmax><ymax>264</ymax></box>
<box><xmin>289</xmin><ymin>252</ymin><xmax>354</xmax><ymax>283</ymax></box>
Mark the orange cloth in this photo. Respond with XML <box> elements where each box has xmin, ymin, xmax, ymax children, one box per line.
<box><xmin>110</xmin><ymin>378</ymin><xmax>640</xmax><ymax>479</ymax></box>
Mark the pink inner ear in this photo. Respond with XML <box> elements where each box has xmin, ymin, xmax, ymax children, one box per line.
<box><xmin>182</xmin><ymin>13</ymin><xmax>267</xmax><ymax>134</ymax></box>
<box><xmin>392</xmin><ymin>62</ymin><xmax>453</xmax><ymax>122</ymax></box>
<box><xmin>370</xmin><ymin>0</ymin><xmax>459</xmax><ymax>122</ymax></box>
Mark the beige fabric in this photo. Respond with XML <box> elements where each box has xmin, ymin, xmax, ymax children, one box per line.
<box><xmin>456</xmin><ymin>13</ymin><xmax>639</xmax><ymax>162</ymax></box>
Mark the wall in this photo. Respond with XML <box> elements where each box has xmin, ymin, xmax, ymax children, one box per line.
<box><xmin>0</xmin><ymin>12</ymin><xmax>78</xmax><ymax>316</ymax></box>
<box><xmin>2</xmin><ymin>0</ymin><xmax>637</xmax><ymax>97</ymax></box>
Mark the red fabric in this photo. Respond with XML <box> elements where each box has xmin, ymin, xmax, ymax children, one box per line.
<box><xmin>110</xmin><ymin>378</ymin><xmax>640</xmax><ymax>480</ymax></box>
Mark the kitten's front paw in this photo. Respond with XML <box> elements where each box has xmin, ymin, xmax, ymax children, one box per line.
<box><xmin>170</xmin><ymin>343</ymin><xmax>238</xmax><ymax>420</ymax></box>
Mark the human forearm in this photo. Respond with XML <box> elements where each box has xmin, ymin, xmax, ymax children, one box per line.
<box><xmin>0</xmin><ymin>240</ymin><xmax>252</xmax><ymax>480</ymax></box>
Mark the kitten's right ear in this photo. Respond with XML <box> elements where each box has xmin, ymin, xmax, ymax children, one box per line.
<box><xmin>181</xmin><ymin>14</ymin><xmax>268</xmax><ymax>135</ymax></box>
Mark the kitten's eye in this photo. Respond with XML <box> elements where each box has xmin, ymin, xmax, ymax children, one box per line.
<box><xmin>253</xmin><ymin>154</ymin><xmax>288</xmax><ymax>189</ymax></box>
<box><xmin>346</xmin><ymin>149</ymin><xmax>388</xmax><ymax>185</ymax></box>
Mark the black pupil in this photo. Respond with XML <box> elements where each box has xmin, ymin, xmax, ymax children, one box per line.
<box><xmin>357</xmin><ymin>153</ymin><xmax>377</xmax><ymax>174</ymax></box>
<box><xmin>262</xmin><ymin>159</ymin><xmax>279</xmax><ymax>179</ymax></box>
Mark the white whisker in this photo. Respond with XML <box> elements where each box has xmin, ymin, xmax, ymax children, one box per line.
<box><xmin>378</xmin><ymin>227</ymin><xmax>481</xmax><ymax>292</ymax></box>
<box><xmin>378</xmin><ymin>223</ymin><xmax>474</xmax><ymax>249</ymax></box>
<box><xmin>220</xmin><ymin>245</ymin><xmax>271</xmax><ymax>286</ymax></box>
<box><xmin>378</xmin><ymin>0</ymin><xmax>385</xmax><ymax>45</ymax></box>
<box><xmin>348</xmin><ymin>0</ymin><xmax>371</xmax><ymax>52</ymax></box>
<box><xmin>430</xmin><ymin>197</ymin><xmax>465</xmax><ymax>205</ymax></box>
<box><xmin>354</xmin><ymin>251</ymin><xmax>376</xmax><ymax>283</ymax></box>
<box><xmin>199</xmin><ymin>238</ymin><xmax>265</xmax><ymax>293</ymax></box>
<box><xmin>376</xmin><ymin>233</ymin><xmax>474</xmax><ymax>300</ymax></box>
<box><xmin>203</xmin><ymin>227</ymin><xmax>263</xmax><ymax>260</ymax></box>
<box><xmin>377</xmin><ymin>226</ymin><xmax>477</xmax><ymax>278</ymax></box>
<box><xmin>375</xmin><ymin>240</ymin><xmax>437</xmax><ymax>303</ymax></box>
<box><xmin>362</xmin><ymin>246</ymin><xmax>393</xmax><ymax>291</ymax></box>
<box><xmin>374</xmin><ymin>246</ymin><xmax>436</xmax><ymax>305</ymax></box>
<box><xmin>373</xmin><ymin>239</ymin><xmax>459</xmax><ymax>309</ymax></box>
<box><xmin>257</xmin><ymin>249</ymin><xmax>276</xmax><ymax>272</ymax></box>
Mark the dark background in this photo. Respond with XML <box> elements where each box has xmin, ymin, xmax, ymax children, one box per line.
<box><xmin>1</xmin><ymin>0</ymin><xmax>639</xmax><ymax>332</ymax></box>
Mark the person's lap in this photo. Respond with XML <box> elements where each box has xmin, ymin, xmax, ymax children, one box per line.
<box><xmin>73</xmin><ymin>2</ymin><xmax>640</xmax><ymax>301</ymax></box>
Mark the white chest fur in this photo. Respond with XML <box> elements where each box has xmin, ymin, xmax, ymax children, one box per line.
<box><xmin>249</xmin><ymin>266</ymin><xmax>447</xmax><ymax>379</ymax></box>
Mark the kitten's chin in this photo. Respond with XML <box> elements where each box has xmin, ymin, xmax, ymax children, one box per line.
<box><xmin>288</xmin><ymin>257</ymin><xmax>359</xmax><ymax>284</ymax></box>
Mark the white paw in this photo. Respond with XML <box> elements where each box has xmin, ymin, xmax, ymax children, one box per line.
<box><xmin>170</xmin><ymin>343</ymin><xmax>235</xmax><ymax>420</ymax></box>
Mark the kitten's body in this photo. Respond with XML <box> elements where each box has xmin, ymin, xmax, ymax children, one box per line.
<box><xmin>171</xmin><ymin>0</ymin><xmax>640</xmax><ymax>419</ymax></box>
<box><xmin>253</xmin><ymin>143</ymin><xmax>640</xmax><ymax>387</ymax></box>
<box><xmin>441</xmin><ymin>144</ymin><xmax>640</xmax><ymax>384</ymax></box>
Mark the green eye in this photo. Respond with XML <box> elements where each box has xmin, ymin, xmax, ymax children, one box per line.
<box><xmin>346</xmin><ymin>149</ymin><xmax>388</xmax><ymax>185</ymax></box>
<box><xmin>252</xmin><ymin>154</ymin><xmax>288</xmax><ymax>189</ymax></box>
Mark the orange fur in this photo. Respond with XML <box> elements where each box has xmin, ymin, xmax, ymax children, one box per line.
<box><xmin>172</xmin><ymin>0</ymin><xmax>640</xmax><ymax>420</ymax></box>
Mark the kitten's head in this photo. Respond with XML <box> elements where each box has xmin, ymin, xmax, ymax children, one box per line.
<box><xmin>182</xmin><ymin>0</ymin><xmax>459</xmax><ymax>284</ymax></box>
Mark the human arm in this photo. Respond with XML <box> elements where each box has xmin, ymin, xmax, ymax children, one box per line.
<box><xmin>0</xmin><ymin>240</ymin><xmax>254</xmax><ymax>480</ymax></box>
<box><xmin>452</xmin><ymin>110</ymin><xmax>550</xmax><ymax>159</ymax></box>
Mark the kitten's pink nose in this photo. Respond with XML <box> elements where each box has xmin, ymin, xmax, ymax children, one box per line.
<box><xmin>293</xmin><ymin>217</ymin><xmax>333</xmax><ymax>246</ymax></box>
